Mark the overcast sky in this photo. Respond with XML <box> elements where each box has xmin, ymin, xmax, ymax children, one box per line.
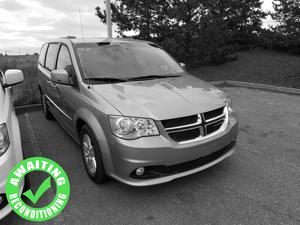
<box><xmin>0</xmin><ymin>0</ymin><xmax>275</xmax><ymax>54</ymax></box>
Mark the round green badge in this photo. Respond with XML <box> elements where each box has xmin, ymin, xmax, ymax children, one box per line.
<box><xmin>5</xmin><ymin>157</ymin><xmax>70</xmax><ymax>222</ymax></box>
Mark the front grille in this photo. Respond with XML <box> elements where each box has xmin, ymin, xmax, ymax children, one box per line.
<box><xmin>161</xmin><ymin>106</ymin><xmax>226</xmax><ymax>142</ymax></box>
<box><xmin>169</xmin><ymin>128</ymin><xmax>200</xmax><ymax>142</ymax></box>
<box><xmin>206</xmin><ymin>119</ymin><xmax>225</xmax><ymax>135</ymax></box>
<box><xmin>161</xmin><ymin>115</ymin><xmax>198</xmax><ymax>129</ymax></box>
<box><xmin>130</xmin><ymin>141</ymin><xmax>236</xmax><ymax>180</ymax></box>
<box><xmin>203</xmin><ymin>107</ymin><xmax>225</xmax><ymax>121</ymax></box>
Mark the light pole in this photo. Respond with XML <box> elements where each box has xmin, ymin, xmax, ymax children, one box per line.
<box><xmin>105</xmin><ymin>0</ymin><xmax>112</xmax><ymax>38</ymax></box>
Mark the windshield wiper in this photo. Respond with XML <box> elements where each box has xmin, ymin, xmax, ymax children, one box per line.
<box><xmin>86</xmin><ymin>77</ymin><xmax>128</xmax><ymax>83</ymax></box>
<box><xmin>127</xmin><ymin>75</ymin><xmax>180</xmax><ymax>81</ymax></box>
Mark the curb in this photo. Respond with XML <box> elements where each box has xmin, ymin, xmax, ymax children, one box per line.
<box><xmin>209</xmin><ymin>81</ymin><xmax>226</xmax><ymax>86</ymax></box>
<box><xmin>15</xmin><ymin>104</ymin><xmax>42</xmax><ymax>115</ymax></box>
<box><xmin>210</xmin><ymin>80</ymin><xmax>300</xmax><ymax>96</ymax></box>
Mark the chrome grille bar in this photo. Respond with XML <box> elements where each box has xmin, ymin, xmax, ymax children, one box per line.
<box><xmin>165</xmin><ymin>114</ymin><xmax>202</xmax><ymax>132</ymax></box>
<box><xmin>162</xmin><ymin>106</ymin><xmax>227</xmax><ymax>143</ymax></box>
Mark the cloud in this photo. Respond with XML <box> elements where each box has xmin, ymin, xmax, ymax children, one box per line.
<box><xmin>26</xmin><ymin>16</ymin><xmax>55</xmax><ymax>26</ymax></box>
<box><xmin>261</xmin><ymin>0</ymin><xmax>276</xmax><ymax>28</ymax></box>
<box><xmin>0</xmin><ymin>0</ymin><xmax>109</xmax><ymax>54</ymax></box>
<box><xmin>35</xmin><ymin>0</ymin><xmax>106</xmax><ymax>14</ymax></box>
<box><xmin>262</xmin><ymin>16</ymin><xmax>277</xmax><ymax>28</ymax></box>
<box><xmin>262</xmin><ymin>0</ymin><xmax>274</xmax><ymax>12</ymax></box>
<box><xmin>0</xmin><ymin>0</ymin><xmax>25</xmax><ymax>11</ymax></box>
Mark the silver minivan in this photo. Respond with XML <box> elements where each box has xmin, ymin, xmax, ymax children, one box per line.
<box><xmin>37</xmin><ymin>37</ymin><xmax>239</xmax><ymax>186</ymax></box>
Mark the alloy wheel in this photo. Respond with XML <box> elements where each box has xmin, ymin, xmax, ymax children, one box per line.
<box><xmin>82</xmin><ymin>134</ymin><xmax>97</xmax><ymax>175</ymax></box>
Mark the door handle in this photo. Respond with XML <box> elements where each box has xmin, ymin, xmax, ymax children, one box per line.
<box><xmin>47</xmin><ymin>80</ymin><xmax>57</xmax><ymax>88</ymax></box>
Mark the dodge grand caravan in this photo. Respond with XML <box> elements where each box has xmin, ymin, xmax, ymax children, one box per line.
<box><xmin>37</xmin><ymin>37</ymin><xmax>239</xmax><ymax>186</ymax></box>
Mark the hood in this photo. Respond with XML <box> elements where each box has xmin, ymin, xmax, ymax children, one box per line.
<box><xmin>92</xmin><ymin>74</ymin><xmax>227</xmax><ymax>120</ymax></box>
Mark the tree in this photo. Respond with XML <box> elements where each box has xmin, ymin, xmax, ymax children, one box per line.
<box><xmin>204</xmin><ymin>0</ymin><xmax>266</xmax><ymax>45</ymax></box>
<box><xmin>272</xmin><ymin>0</ymin><xmax>300</xmax><ymax>36</ymax></box>
<box><xmin>269</xmin><ymin>0</ymin><xmax>300</xmax><ymax>53</ymax></box>
<box><xmin>95</xmin><ymin>0</ymin><xmax>266</xmax><ymax>66</ymax></box>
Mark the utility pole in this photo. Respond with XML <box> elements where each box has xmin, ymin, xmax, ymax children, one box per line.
<box><xmin>105</xmin><ymin>0</ymin><xmax>113</xmax><ymax>38</ymax></box>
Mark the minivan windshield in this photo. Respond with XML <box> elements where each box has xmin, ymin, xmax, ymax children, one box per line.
<box><xmin>74</xmin><ymin>42</ymin><xmax>184</xmax><ymax>80</ymax></box>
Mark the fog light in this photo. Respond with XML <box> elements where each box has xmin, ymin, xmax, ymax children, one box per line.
<box><xmin>136</xmin><ymin>167</ymin><xmax>145</xmax><ymax>176</ymax></box>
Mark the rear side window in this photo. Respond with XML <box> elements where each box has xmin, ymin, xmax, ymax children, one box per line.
<box><xmin>45</xmin><ymin>43</ymin><xmax>59</xmax><ymax>71</ymax></box>
<box><xmin>38</xmin><ymin>44</ymin><xmax>48</xmax><ymax>66</ymax></box>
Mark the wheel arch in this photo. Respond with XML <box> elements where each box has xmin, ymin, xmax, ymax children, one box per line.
<box><xmin>75</xmin><ymin>108</ymin><xmax>114</xmax><ymax>175</ymax></box>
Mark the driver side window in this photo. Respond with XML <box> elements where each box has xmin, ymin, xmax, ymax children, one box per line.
<box><xmin>57</xmin><ymin>45</ymin><xmax>73</xmax><ymax>74</ymax></box>
<box><xmin>57</xmin><ymin>45</ymin><xmax>76</xmax><ymax>85</ymax></box>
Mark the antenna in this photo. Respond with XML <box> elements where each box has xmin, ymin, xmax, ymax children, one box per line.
<box><xmin>79</xmin><ymin>9</ymin><xmax>85</xmax><ymax>41</ymax></box>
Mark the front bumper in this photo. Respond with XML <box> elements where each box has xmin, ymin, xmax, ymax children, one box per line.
<box><xmin>0</xmin><ymin>145</ymin><xmax>24</xmax><ymax>220</ymax></box>
<box><xmin>108</xmin><ymin>114</ymin><xmax>239</xmax><ymax>186</ymax></box>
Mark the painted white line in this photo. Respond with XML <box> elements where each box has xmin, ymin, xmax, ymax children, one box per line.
<box><xmin>24</xmin><ymin>113</ymin><xmax>42</xmax><ymax>157</ymax></box>
<box><xmin>23</xmin><ymin>113</ymin><xmax>66</xmax><ymax>224</ymax></box>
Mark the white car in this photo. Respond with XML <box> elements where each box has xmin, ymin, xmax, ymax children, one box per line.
<box><xmin>0</xmin><ymin>69</ymin><xmax>24</xmax><ymax>220</ymax></box>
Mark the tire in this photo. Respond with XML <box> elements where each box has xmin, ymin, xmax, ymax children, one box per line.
<box><xmin>80</xmin><ymin>125</ymin><xmax>107</xmax><ymax>183</ymax></box>
<box><xmin>40</xmin><ymin>91</ymin><xmax>54</xmax><ymax>120</ymax></box>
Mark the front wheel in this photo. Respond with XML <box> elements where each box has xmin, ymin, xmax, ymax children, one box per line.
<box><xmin>80</xmin><ymin>125</ymin><xmax>107</xmax><ymax>183</ymax></box>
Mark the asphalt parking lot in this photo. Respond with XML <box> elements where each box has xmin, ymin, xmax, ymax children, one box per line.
<box><xmin>2</xmin><ymin>86</ymin><xmax>300</xmax><ymax>225</ymax></box>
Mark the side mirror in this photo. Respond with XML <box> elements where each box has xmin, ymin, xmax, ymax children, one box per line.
<box><xmin>51</xmin><ymin>69</ymin><xmax>72</xmax><ymax>85</ymax></box>
<box><xmin>179</xmin><ymin>63</ymin><xmax>186</xmax><ymax>69</ymax></box>
<box><xmin>3</xmin><ymin>69</ymin><xmax>24</xmax><ymax>88</ymax></box>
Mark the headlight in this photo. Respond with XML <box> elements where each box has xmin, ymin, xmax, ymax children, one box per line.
<box><xmin>225</xmin><ymin>97</ymin><xmax>233</xmax><ymax>115</ymax></box>
<box><xmin>109</xmin><ymin>116</ymin><xmax>159</xmax><ymax>140</ymax></box>
<box><xmin>0</xmin><ymin>123</ymin><xmax>10</xmax><ymax>156</ymax></box>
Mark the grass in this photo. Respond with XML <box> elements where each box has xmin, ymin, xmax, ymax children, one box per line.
<box><xmin>189</xmin><ymin>49</ymin><xmax>300</xmax><ymax>89</ymax></box>
<box><xmin>0</xmin><ymin>54</ymin><xmax>39</xmax><ymax>106</ymax></box>
<box><xmin>0</xmin><ymin>49</ymin><xmax>299</xmax><ymax>106</ymax></box>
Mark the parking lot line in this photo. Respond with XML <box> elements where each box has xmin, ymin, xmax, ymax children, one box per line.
<box><xmin>22</xmin><ymin>113</ymin><xmax>66</xmax><ymax>225</ymax></box>
<box><xmin>24</xmin><ymin>113</ymin><xmax>42</xmax><ymax>157</ymax></box>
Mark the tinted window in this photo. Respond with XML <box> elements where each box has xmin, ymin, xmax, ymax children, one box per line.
<box><xmin>75</xmin><ymin>43</ymin><xmax>184</xmax><ymax>79</ymax></box>
<box><xmin>38</xmin><ymin>44</ymin><xmax>48</xmax><ymax>66</ymax></box>
<box><xmin>57</xmin><ymin>45</ymin><xmax>73</xmax><ymax>73</ymax></box>
<box><xmin>45</xmin><ymin>43</ymin><xmax>59</xmax><ymax>71</ymax></box>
